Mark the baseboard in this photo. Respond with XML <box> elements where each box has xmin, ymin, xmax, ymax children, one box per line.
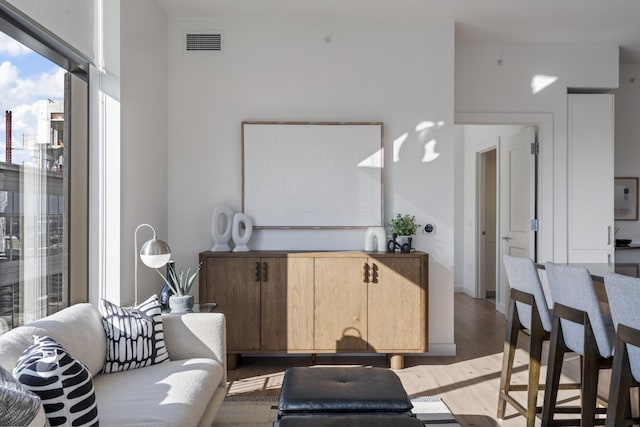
<box><xmin>423</xmin><ymin>343</ymin><xmax>457</xmax><ymax>356</ymax></box>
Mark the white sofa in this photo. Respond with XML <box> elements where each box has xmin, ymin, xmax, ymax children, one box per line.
<box><xmin>0</xmin><ymin>303</ymin><xmax>227</xmax><ymax>427</ymax></box>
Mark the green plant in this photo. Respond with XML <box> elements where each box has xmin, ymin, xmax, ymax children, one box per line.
<box><xmin>388</xmin><ymin>213</ymin><xmax>420</xmax><ymax>236</ymax></box>
<box><xmin>157</xmin><ymin>262</ymin><xmax>202</xmax><ymax>296</ymax></box>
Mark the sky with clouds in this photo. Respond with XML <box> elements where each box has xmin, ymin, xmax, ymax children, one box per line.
<box><xmin>0</xmin><ymin>32</ymin><xmax>65</xmax><ymax>164</ymax></box>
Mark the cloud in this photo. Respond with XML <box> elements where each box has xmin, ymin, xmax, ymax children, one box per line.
<box><xmin>0</xmin><ymin>61</ymin><xmax>64</xmax><ymax>147</ymax></box>
<box><xmin>0</xmin><ymin>32</ymin><xmax>31</xmax><ymax>56</ymax></box>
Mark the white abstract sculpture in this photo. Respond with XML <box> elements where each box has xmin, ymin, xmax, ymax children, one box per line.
<box><xmin>364</xmin><ymin>226</ymin><xmax>387</xmax><ymax>252</ymax></box>
<box><xmin>210</xmin><ymin>206</ymin><xmax>234</xmax><ymax>251</ymax></box>
<box><xmin>232</xmin><ymin>213</ymin><xmax>253</xmax><ymax>252</ymax></box>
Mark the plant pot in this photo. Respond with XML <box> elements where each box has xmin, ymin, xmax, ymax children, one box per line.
<box><xmin>169</xmin><ymin>295</ymin><xmax>194</xmax><ymax>313</ymax></box>
<box><xmin>396</xmin><ymin>235</ymin><xmax>413</xmax><ymax>253</ymax></box>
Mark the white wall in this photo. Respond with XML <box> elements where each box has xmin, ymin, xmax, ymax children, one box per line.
<box><xmin>167</xmin><ymin>17</ymin><xmax>456</xmax><ymax>354</ymax></box>
<box><xmin>7</xmin><ymin>0</ymin><xmax>96</xmax><ymax>61</ymax></box>
<box><xmin>455</xmin><ymin>43</ymin><xmax>619</xmax><ymax>290</ymax></box>
<box><xmin>120</xmin><ymin>1</ymin><xmax>169</xmax><ymax>304</ymax></box>
<box><xmin>615</xmin><ymin>64</ymin><xmax>640</xmax><ymax>242</ymax></box>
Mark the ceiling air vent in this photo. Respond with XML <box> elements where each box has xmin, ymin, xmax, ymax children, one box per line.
<box><xmin>185</xmin><ymin>33</ymin><xmax>222</xmax><ymax>52</ymax></box>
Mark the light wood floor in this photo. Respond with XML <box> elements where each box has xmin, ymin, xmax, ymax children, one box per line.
<box><xmin>226</xmin><ymin>293</ymin><xmax>584</xmax><ymax>426</ymax></box>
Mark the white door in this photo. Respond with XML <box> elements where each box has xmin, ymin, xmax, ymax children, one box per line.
<box><xmin>497</xmin><ymin>126</ymin><xmax>536</xmax><ymax>312</ymax></box>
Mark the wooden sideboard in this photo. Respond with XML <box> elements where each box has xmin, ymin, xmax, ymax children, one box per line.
<box><xmin>198</xmin><ymin>250</ymin><xmax>428</xmax><ymax>369</ymax></box>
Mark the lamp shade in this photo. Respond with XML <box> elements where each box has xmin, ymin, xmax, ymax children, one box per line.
<box><xmin>139</xmin><ymin>238</ymin><xmax>171</xmax><ymax>268</ymax></box>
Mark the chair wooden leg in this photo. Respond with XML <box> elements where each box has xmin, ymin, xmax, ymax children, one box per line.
<box><xmin>498</xmin><ymin>298</ymin><xmax>520</xmax><ymax>419</ymax></box>
<box><xmin>527</xmin><ymin>324</ymin><xmax>545</xmax><ymax>427</ymax></box>
<box><xmin>606</xmin><ymin>339</ymin><xmax>633</xmax><ymax>427</ymax></box>
<box><xmin>542</xmin><ymin>315</ymin><xmax>566</xmax><ymax>426</ymax></box>
<box><xmin>580</xmin><ymin>352</ymin><xmax>599</xmax><ymax>427</ymax></box>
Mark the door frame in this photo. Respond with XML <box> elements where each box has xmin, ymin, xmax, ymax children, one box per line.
<box><xmin>456</xmin><ymin>112</ymin><xmax>554</xmax><ymax>313</ymax></box>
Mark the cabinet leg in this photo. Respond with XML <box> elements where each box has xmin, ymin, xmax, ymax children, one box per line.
<box><xmin>228</xmin><ymin>353</ymin><xmax>239</xmax><ymax>370</ymax></box>
<box><xmin>311</xmin><ymin>353</ymin><xmax>317</xmax><ymax>365</ymax></box>
<box><xmin>389</xmin><ymin>354</ymin><xmax>404</xmax><ymax>370</ymax></box>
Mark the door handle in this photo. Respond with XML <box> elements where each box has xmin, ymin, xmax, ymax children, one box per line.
<box><xmin>501</xmin><ymin>236</ymin><xmax>513</xmax><ymax>241</ymax></box>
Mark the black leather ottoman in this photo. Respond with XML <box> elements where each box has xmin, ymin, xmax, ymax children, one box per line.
<box><xmin>273</xmin><ymin>415</ymin><xmax>424</xmax><ymax>427</ymax></box>
<box><xmin>277</xmin><ymin>367</ymin><xmax>414</xmax><ymax>420</ymax></box>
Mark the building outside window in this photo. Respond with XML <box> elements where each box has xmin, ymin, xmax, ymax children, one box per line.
<box><xmin>0</xmin><ymin>31</ymin><xmax>71</xmax><ymax>333</ymax></box>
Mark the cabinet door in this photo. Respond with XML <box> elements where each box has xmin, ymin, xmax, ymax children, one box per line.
<box><xmin>260</xmin><ymin>257</ymin><xmax>314</xmax><ymax>351</ymax></box>
<box><xmin>568</xmin><ymin>94</ymin><xmax>614</xmax><ymax>263</ymax></box>
<box><xmin>367</xmin><ymin>257</ymin><xmax>425</xmax><ymax>351</ymax></box>
<box><xmin>204</xmin><ymin>257</ymin><xmax>261</xmax><ymax>351</ymax></box>
<box><xmin>314</xmin><ymin>257</ymin><xmax>368</xmax><ymax>351</ymax></box>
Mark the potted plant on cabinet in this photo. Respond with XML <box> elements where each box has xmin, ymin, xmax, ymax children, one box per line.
<box><xmin>388</xmin><ymin>213</ymin><xmax>420</xmax><ymax>253</ymax></box>
<box><xmin>157</xmin><ymin>262</ymin><xmax>202</xmax><ymax>313</ymax></box>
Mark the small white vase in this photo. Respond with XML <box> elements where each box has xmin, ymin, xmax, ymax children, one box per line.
<box><xmin>211</xmin><ymin>206</ymin><xmax>234</xmax><ymax>251</ymax></box>
<box><xmin>169</xmin><ymin>295</ymin><xmax>194</xmax><ymax>313</ymax></box>
<box><xmin>364</xmin><ymin>227</ymin><xmax>387</xmax><ymax>252</ymax></box>
<box><xmin>232</xmin><ymin>213</ymin><xmax>253</xmax><ymax>252</ymax></box>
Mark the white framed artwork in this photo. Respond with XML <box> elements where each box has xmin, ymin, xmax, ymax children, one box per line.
<box><xmin>242</xmin><ymin>121</ymin><xmax>383</xmax><ymax>229</ymax></box>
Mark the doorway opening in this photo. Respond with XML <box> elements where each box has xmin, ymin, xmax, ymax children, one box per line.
<box><xmin>478</xmin><ymin>149</ymin><xmax>497</xmax><ymax>304</ymax></box>
<box><xmin>458</xmin><ymin>120</ymin><xmax>543</xmax><ymax>314</ymax></box>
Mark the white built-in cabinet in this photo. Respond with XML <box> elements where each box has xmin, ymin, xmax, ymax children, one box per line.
<box><xmin>568</xmin><ymin>93</ymin><xmax>615</xmax><ymax>263</ymax></box>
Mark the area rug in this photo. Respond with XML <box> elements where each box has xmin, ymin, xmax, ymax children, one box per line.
<box><xmin>214</xmin><ymin>396</ymin><xmax>460</xmax><ymax>427</ymax></box>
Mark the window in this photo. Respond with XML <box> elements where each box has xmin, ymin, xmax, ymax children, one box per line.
<box><xmin>0</xmin><ymin>9</ymin><xmax>89</xmax><ymax>334</ymax></box>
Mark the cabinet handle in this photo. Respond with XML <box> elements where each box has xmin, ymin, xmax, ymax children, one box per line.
<box><xmin>262</xmin><ymin>262</ymin><xmax>268</xmax><ymax>282</ymax></box>
<box><xmin>371</xmin><ymin>263</ymin><xmax>379</xmax><ymax>284</ymax></box>
<box><xmin>255</xmin><ymin>262</ymin><xmax>260</xmax><ymax>282</ymax></box>
<box><xmin>363</xmin><ymin>263</ymin><xmax>370</xmax><ymax>283</ymax></box>
<box><xmin>607</xmin><ymin>225</ymin><xmax>611</xmax><ymax>246</ymax></box>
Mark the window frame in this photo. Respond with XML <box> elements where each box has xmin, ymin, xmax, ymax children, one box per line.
<box><xmin>0</xmin><ymin>2</ymin><xmax>91</xmax><ymax>315</ymax></box>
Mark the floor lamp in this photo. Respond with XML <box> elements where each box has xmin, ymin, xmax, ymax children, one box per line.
<box><xmin>134</xmin><ymin>224</ymin><xmax>171</xmax><ymax>305</ymax></box>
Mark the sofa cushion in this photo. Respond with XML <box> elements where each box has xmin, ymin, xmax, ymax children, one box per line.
<box><xmin>93</xmin><ymin>357</ymin><xmax>223</xmax><ymax>427</ymax></box>
<box><xmin>0</xmin><ymin>304</ymin><xmax>106</xmax><ymax>378</ymax></box>
<box><xmin>14</xmin><ymin>336</ymin><xmax>99</xmax><ymax>427</ymax></box>
<box><xmin>100</xmin><ymin>295</ymin><xmax>170</xmax><ymax>373</ymax></box>
<box><xmin>0</xmin><ymin>364</ymin><xmax>46</xmax><ymax>427</ymax></box>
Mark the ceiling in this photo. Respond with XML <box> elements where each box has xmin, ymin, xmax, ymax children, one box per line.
<box><xmin>155</xmin><ymin>0</ymin><xmax>640</xmax><ymax>64</ymax></box>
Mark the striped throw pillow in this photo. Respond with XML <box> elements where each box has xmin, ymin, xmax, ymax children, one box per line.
<box><xmin>0</xmin><ymin>364</ymin><xmax>45</xmax><ymax>427</ymax></box>
<box><xmin>99</xmin><ymin>294</ymin><xmax>170</xmax><ymax>373</ymax></box>
<box><xmin>14</xmin><ymin>336</ymin><xmax>99</xmax><ymax>427</ymax></box>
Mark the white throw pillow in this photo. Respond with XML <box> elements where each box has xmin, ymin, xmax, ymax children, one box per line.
<box><xmin>13</xmin><ymin>336</ymin><xmax>98</xmax><ymax>427</ymax></box>
<box><xmin>99</xmin><ymin>294</ymin><xmax>170</xmax><ymax>373</ymax></box>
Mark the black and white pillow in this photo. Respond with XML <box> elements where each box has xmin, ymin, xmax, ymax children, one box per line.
<box><xmin>13</xmin><ymin>336</ymin><xmax>99</xmax><ymax>427</ymax></box>
<box><xmin>99</xmin><ymin>294</ymin><xmax>169</xmax><ymax>373</ymax></box>
<box><xmin>0</xmin><ymin>364</ymin><xmax>46</xmax><ymax>427</ymax></box>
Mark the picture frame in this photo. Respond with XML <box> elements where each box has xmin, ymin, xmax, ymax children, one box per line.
<box><xmin>242</xmin><ymin>121</ymin><xmax>383</xmax><ymax>229</ymax></box>
<box><xmin>614</xmin><ymin>177</ymin><xmax>638</xmax><ymax>221</ymax></box>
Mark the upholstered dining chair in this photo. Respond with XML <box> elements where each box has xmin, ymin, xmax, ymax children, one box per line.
<box><xmin>542</xmin><ymin>262</ymin><xmax>616</xmax><ymax>427</ymax></box>
<box><xmin>498</xmin><ymin>256</ymin><xmax>579</xmax><ymax>427</ymax></box>
<box><xmin>603</xmin><ymin>272</ymin><xmax>640</xmax><ymax>427</ymax></box>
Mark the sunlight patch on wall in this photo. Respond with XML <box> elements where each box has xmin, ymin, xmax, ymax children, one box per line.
<box><xmin>415</xmin><ymin>121</ymin><xmax>445</xmax><ymax>132</ymax></box>
<box><xmin>358</xmin><ymin>148</ymin><xmax>383</xmax><ymax>168</ymax></box>
<box><xmin>422</xmin><ymin>139</ymin><xmax>440</xmax><ymax>162</ymax></box>
<box><xmin>531</xmin><ymin>74</ymin><xmax>558</xmax><ymax>94</ymax></box>
<box><xmin>393</xmin><ymin>133</ymin><xmax>408</xmax><ymax>162</ymax></box>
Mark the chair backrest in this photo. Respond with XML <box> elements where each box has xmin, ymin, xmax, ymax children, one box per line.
<box><xmin>604</xmin><ymin>272</ymin><xmax>640</xmax><ymax>381</ymax></box>
<box><xmin>503</xmin><ymin>255</ymin><xmax>553</xmax><ymax>332</ymax></box>
<box><xmin>544</xmin><ymin>262</ymin><xmax>614</xmax><ymax>358</ymax></box>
